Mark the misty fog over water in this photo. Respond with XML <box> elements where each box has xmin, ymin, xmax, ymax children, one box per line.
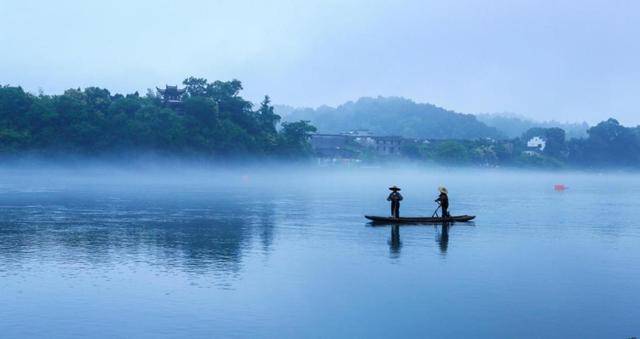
<box><xmin>1</xmin><ymin>164</ymin><xmax>639</xmax><ymax>338</ymax></box>
<box><xmin>3</xmin><ymin>0</ymin><xmax>640</xmax><ymax>337</ymax></box>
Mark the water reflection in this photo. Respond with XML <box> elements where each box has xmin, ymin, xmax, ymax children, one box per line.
<box><xmin>388</xmin><ymin>224</ymin><xmax>402</xmax><ymax>257</ymax></box>
<box><xmin>256</xmin><ymin>203</ymin><xmax>277</xmax><ymax>253</ymax></box>
<box><xmin>0</xmin><ymin>191</ymin><xmax>278</xmax><ymax>281</ymax></box>
<box><xmin>437</xmin><ymin>222</ymin><xmax>450</xmax><ymax>255</ymax></box>
<box><xmin>380</xmin><ymin>222</ymin><xmax>457</xmax><ymax>257</ymax></box>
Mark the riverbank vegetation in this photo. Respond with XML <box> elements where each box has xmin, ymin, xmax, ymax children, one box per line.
<box><xmin>0</xmin><ymin>78</ymin><xmax>316</xmax><ymax>159</ymax></box>
<box><xmin>402</xmin><ymin>119</ymin><xmax>640</xmax><ymax>169</ymax></box>
<box><xmin>2</xmin><ymin>79</ymin><xmax>639</xmax><ymax>169</ymax></box>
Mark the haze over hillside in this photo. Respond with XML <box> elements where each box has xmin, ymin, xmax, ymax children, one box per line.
<box><xmin>281</xmin><ymin>97</ymin><xmax>503</xmax><ymax>140</ymax></box>
<box><xmin>279</xmin><ymin>97</ymin><xmax>591</xmax><ymax>140</ymax></box>
<box><xmin>477</xmin><ymin>113</ymin><xmax>589</xmax><ymax>139</ymax></box>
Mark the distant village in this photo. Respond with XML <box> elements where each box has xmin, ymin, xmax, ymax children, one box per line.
<box><xmin>309</xmin><ymin>130</ymin><xmax>549</xmax><ymax>166</ymax></box>
<box><xmin>286</xmin><ymin>97</ymin><xmax>640</xmax><ymax>168</ymax></box>
<box><xmin>310</xmin><ymin>130</ymin><xmax>403</xmax><ymax>161</ymax></box>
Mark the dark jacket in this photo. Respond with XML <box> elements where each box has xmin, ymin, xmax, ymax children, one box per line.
<box><xmin>436</xmin><ymin>192</ymin><xmax>449</xmax><ymax>209</ymax></box>
<box><xmin>387</xmin><ymin>192</ymin><xmax>403</xmax><ymax>202</ymax></box>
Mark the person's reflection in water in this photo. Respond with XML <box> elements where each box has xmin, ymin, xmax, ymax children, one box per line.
<box><xmin>257</xmin><ymin>203</ymin><xmax>277</xmax><ymax>254</ymax></box>
<box><xmin>437</xmin><ymin>222</ymin><xmax>450</xmax><ymax>255</ymax></box>
<box><xmin>388</xmin><ymin>224</ymin><xmax>402</xmax><ymax>258</ymax></box>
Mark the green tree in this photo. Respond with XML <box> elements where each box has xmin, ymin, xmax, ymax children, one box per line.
<box><xmin>256</xmin><ymin>96</ymin><xmax>281</xmax><ymax>134</ymax></box>
<box><xmin>577</xmin><ymin>118</ymin><xmax>640</xmax><ymax>167</ymax></box>
<box><xmin>543</xmin><ymin>127</ymin><xmax>566</xmax><ymax>158</ymax></box>
<box><xmin>182</xmin><ymin>77</ymin><xmax>208</xmax><ymax>97</ymax></box>
<box><xmin>183</xmin><ymin>96</ymin><xmax>218</xmax><ymax>123</ymax></box>
<box><xmin>278</xmin><ymin>121</ymin><xmax>317</xmax><ymax>157</ymax></box>
<box><xmin>432</xmin><ymin>141</ymin><xmax>470</xmax><ymax>164</ymax></box>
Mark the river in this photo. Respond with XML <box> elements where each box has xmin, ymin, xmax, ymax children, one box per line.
<box><xmin>0</xmin><ymin>166</ymin><xmax>638</xmax><ymax>338</ymax></box>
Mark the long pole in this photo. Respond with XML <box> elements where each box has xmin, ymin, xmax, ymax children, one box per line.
<box><xmin>432</xmin><ymin>204</ymin><xmax>441</xmax><ymax>217</ymax></box>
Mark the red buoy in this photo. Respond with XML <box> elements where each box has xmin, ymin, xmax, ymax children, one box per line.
<box><xmin>554</xmin><ymin>184</ymin><xmax>567</xmax><ymax>191</ymax></box>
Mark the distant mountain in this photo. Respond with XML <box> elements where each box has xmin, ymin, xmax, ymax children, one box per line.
<box><xmin>477</xmin><ymin>113</ymin><xmax>589</xmax><ymax>139</ymax></box>
<box><xmin>273</xmin><ymin>104</ymin><xmax>296</xmax><ymax>119</ymax></box>
<box><xmin>280</xmin><ymin>97</ymin><xmax>503</xmax><ymax>140</ymax></box>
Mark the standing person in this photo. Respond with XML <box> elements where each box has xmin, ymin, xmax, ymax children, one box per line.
<box><xmin>435</xmin><ymin>186</ymin><xmax>450</xmax><ymax>218</ymax></box>
<box><xmin>387</xmin><ymin>186</ymin><xmax>403</xmax><ymax>218</ymax></box>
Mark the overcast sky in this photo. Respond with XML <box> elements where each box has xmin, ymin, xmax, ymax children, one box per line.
<box><xmin>1</xmin><ymin>0</ymin><xmax>639</xmax><ymax>124</ymax></box>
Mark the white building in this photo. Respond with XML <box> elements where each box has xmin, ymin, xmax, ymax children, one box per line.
<box><xmin>527</xmin><ymin>136</ymin><xmax>546</xmax><ymax>151</ymax></box>
<box><xmin>344</xmin><ymin>130</ymin><xmax>372</xmax><ymax>137</ymax></box>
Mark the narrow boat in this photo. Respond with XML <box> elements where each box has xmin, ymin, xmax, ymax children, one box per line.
<box><xmin>365</xmin><ymin>215</ymin><xmax>475</xmax><ymax>224</ymax></box>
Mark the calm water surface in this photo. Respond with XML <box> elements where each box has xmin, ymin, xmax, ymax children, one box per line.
<box><xmin>0</xmin><ymin>167</ymin><xmax>639</xmax><ymax>338</ymax></box>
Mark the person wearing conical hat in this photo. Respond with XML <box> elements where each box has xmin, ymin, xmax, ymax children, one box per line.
<box><xmin>435</xmin><ymin>186</ymin><xmax>450</xmax><ymax>219</ymax></box>
<box><xmin>387</xmin><ymin>186</ymin><xmax>403</xmax><ymax>218</ymax></box>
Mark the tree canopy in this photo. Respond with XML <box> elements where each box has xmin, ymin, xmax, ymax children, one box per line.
<box><xmin>0</xmin><ymin>78</ymin><xmax>316</xmax><ymax>159</ymax></box>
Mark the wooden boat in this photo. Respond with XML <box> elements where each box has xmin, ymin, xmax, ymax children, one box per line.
<box><xmin>365</xmin><ymin>215</ymin><xmax>475</xmax><ymax>224</ymax></box>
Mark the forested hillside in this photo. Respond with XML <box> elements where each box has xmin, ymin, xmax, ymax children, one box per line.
<box><xmin>0</xmin><ymin>77</ymin><xmax>316</xmax><ymax>158</ymax></box>
<box><xmin>283</xmin><ymin>97</ymin><xmax>503</xmax><ymax>139</ymax></box>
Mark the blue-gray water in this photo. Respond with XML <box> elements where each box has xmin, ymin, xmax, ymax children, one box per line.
<box><xmin>1</xmin><ymin>167</ymin><xmax>639</xmax><ymax>338</ymax></box>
